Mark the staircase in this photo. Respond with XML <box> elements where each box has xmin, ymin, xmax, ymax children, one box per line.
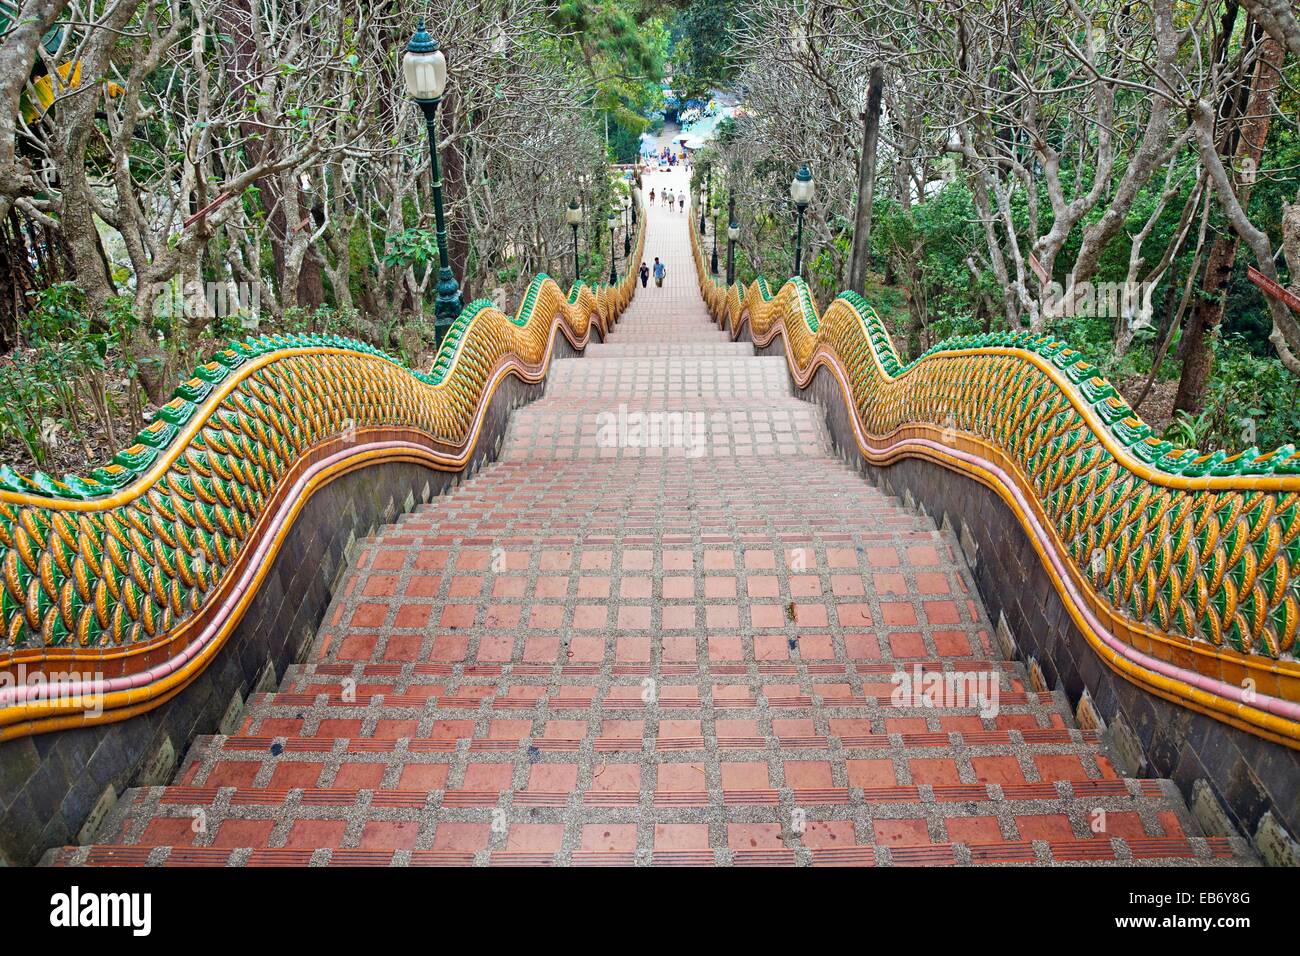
<box><xmin>48</xmin><ymin>168</ymin><xmax>1253</xmax><ymax>868</ymax></box>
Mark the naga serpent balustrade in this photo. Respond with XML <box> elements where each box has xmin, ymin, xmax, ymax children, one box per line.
<box><xmin>0</xmin><ymin>206</ymin><xmax>646</xmax><ymax>740</ymax></box>
<box><xmin>689</xmin><ymin>214</ymin><xmax>1300</xmax><ymax>749</ymax></box>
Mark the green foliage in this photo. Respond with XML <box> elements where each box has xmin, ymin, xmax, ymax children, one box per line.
<box><xmin>551</xmin><ymin>0</ymin><xmax>667</xmax><ymax>146</ymax></box>
<box><xmin>670</xmin><ymin>0</ymin><xmax>743</xmax><ymax>99</ymax></box>
<box><xmin>0</xmin><ymin>284</ymin><xmax>141</xmax><ymax>468</ymax></box>
<box><xmin>0</xmin><ymin>356</ymin><xmax>53</xmax><ymax>467</ymax></box>
<box><xmin>1044</xmin><ymin>312</ymin><xmax>1299</xmax><ymax>455</ymax></box>
<box><xmin>874</xmin><ymin>185</ymin><xmax>993</xmax><ymax>342</ymax></box>
<box><xmin>809</xmin><ymin>233</ymin><xmax>849</xmax><ymax>294</ymax></box>
<box><xmin>860</xmin><ymin>276</ymin><xmax>911</xmax><ymax>340</ymax></box>
<box><xmin>381</xmin><ymin>228</ymin><xmax>440</xmax><ymax>270</ymax></box>
<box><xmin>1169</xmin><ymin>335</ymin><xmax>1300</xmax><ymax>453</ymax></box>
<box><xmin>1223</xmin><ymin>125</ymin><xmax>1300</xmax><ymax>354</ymax></box>
<box><xmin>604</xmin><ymin>110</ymin><xmax>645</xmax><ymax>163</ymax></box>
<box><xmin>1163</xmin><ymin>408</ymin><xmax>1215</xmax><ymax>449</ymax></box>
<box><xmin>280</xmin><ymin>303</ymin><xmax>364</xmax><ymax>337</ymax></box>
<box><xmin>860</xmin><ymin>138</ymin><xmax>1297</xmax><ymax>450</ymax></box>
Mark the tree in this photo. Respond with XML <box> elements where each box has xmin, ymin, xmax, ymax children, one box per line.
<box><xmin>672</xmin><ymin>0</ymin><xmax>742</xmax><ymax>99</ymax></box>
<box><xmin>0</xmin><ymin>0</ymin><xmax>625</xmax><ymax>450</ymax></box>
<box><xmin>1176</xmin><ymin>20</ymin><xmax>1288</xmax><ymax>412</ymax></box>
<box><xmin>0</xmin><ymin>0</ymin><xmax>67</xmax><ymax>224</ymax></box>
<box><xmin>847</xmin><ymin>64</ymin><xmax>882</xmax><ymax>294</ymax></box>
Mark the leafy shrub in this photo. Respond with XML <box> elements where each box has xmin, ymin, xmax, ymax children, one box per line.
<box><xmin>0</xmin><ymin>284</ymin><xmax>145</xmax><ymax>469</ymax></box>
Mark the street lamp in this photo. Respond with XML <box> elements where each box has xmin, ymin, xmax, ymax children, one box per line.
<box><xmin>566</xmin><ymin>198</ymin><xmax>582</xmax><ymax>284</ymax></box>
<box><xmin>403</xmin><ymin>19</ymin><xmax>463</xmax><ymax>345</ymax></box>
<box><xmin>790</xmin><ymin>163</ymin><xmax>814</xmax><ymax>278</ymax></box>
<box><xmin>607</xmin><ymin>210</ymin><xmax>618</xmax><ymax>285</ymax></box>
<box><xmin>622</xmin><ymin>195</ymin><xmax>631</xmax><ymax>258</ymax></box>
<box><xmin>710</xmin><ymin>193</ymin><xmax>720</xmax><ymax>276</ymax></box>
<box><xmin>727</xmin><ymin>217</ymin><xmax>740</xmax><ymax>287</ymax></box>
<box><xmin>698</xmin><ymin>169</ymin><xmax>709</xmax><ymax>234</ymax></box>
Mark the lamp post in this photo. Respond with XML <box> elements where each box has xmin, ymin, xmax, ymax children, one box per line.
<box><xmin>566</xmin><ymin>198</ymin><xmax>582</xmax><ymax>285</ymax></box>
<box><xmin>726</xmin><ymin>187</ymin><xmax>738</xmax><ymax>285</ymax></box>
<box><xmin>790</xmin><ymin>163</ymin><xmax>814</xmax><ymax>279</ymax></box>
<box><xmin>698</xmin><ymin>169</ymin><xmax>709</xmax><ymax>234</ymax></box>
<box><xmin>622</xmin><ymin>195</ymin><xmax>631</xmax><ymax>258</ymax></box>
<box><xmin>607</xmin><ymin>210</ymin><xmax>618</xmax><ymax>285</ymax></box>
<box><xmin>403</xmin><ymin>19</ymin><xmax>462</xmax><ymax>345</ymax></box>
<box><xmin>710</xmin><ymin>190</ymin><xmax>720</xmax><ymax>276</ymax></box>
<box><xmin>579</xmin><ymin>174</ymin><xmax>599</xmax><ymax>254</ymax></box>
<box><xmin>727</xmin><ymin>217</ymin><xmax>739</xmax><ymax>287</ymax></box>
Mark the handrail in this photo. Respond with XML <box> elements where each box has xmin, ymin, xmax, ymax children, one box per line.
<box><xmin>689</xmin><ymin>208</ymin><xmax>1300</xmax><ymax>747</ymax></box>
<box><xmin>0</xmin><ymin>197</ymin><xmax>647</xmax><ymax>739</ymax></box>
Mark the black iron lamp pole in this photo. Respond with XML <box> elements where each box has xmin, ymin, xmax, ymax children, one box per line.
<box><xmin>710</xmin><ymin>184</ymin><xmax>720</xmax><ymax>276</ymax></box>
<box><xmin>566</xmin><ymin>197</ymin><xmax>582</xmax><ymax>285</ymax></box>
<box><xmin>607</xmin><ymin>211</ymin><xmax>617</xmax><ymax>285</ymax></box>
<box><xmin>727</xmin><ymin>219</ymin><xmax>739</xmax><ymax>287</ymax></box>
<box><xmin>623</xmin><ymin>197</ymin><xmax>631</xmax><ymax>258</ymax></box>
<box><xmin>790</xmin><ymin>163</ymin><xmax>814</xmax><ymax>278</ymax></box>
<box><xmin>698</xmin><ymin>169</ymin><xmax>709</xmax><ymax>234</ymax></box>
<box><xmin>403</xmin><ymin>20</ymin><xmax>463</xmax><ymax>346</ymax></box>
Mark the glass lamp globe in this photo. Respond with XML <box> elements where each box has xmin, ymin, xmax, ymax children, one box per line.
<box><xmin>403</xmin><ymin>20</ymin><xmax>447</xmax><ymax>101</ymax></box>
<box><xmin>790</xmin><ymin>163</ymin><xmax>814</xmax><ymax>206</ymax></box>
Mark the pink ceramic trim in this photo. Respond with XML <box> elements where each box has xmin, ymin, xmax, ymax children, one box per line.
<box><xmin>805</xmin><ymin>341</ymin><xmax>1300</xmax><ymax>724</ymax></box>
<box><xmin>0</xmin><ymin>330</ymin><xmax>580</xmax><ymax>711</ymax></box>
<box><xmin>0</xmin><ymin>438</ymin><xmax>427</xmax><ymax>708</ymax></box>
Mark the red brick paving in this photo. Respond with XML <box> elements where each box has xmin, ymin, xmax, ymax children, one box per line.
<box><xmin>55</xmin><ymin>159</ymin><xmax>1250</xmax><ymax>869</ymax></box>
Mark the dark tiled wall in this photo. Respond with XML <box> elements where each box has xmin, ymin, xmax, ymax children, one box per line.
<box><xmin>0</xmin><ymin>341</ymin><xmax>576</xmax><ymax>866</ymax></box>
<box><xmin>775</xmin><ymin>347</ymin><xmax>1298</xmax><ymax>855</ymax></box>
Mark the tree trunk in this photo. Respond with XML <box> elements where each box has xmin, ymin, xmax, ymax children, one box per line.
<box><xmin>442</xmin><ymin>92</ymin><xmax>472</xmax><ymax>301</ymax></box>
<box><xmin>848</xmin><ymin>66</ymin><xmax>884</xmax><ymax>294</ymax></box>
<box><xmin>0</xmin><ymin>0</ymin><xmax>67</xmax><ymax>222</ymax></box>
<box><xmin>55</xmin><ymin>139</ymin><xmax>116</xmax><ymax>318</ymax></box>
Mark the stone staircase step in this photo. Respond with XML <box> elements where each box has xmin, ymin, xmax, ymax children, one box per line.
<box><xmin>57</xmin><ymin>160</ymin><xmax>1257</xmax><ymax>868</ymax></box>
<box><xmin>601</xmin><ymin>331</ymin><xmax>732</xmax><ymax>343</ymax></box>
<box><xmin>500</xmin><ymin>406</ymin><xmax>829</xmax><ymax>460</ymax></box>
<box><xmin>585</xmin><ymin>342</ymin><xmax>752</xmax><ymax>357</ymax></box>
<box><xmin>46</xmin><ymin>833</ymin><xmax>1252</xmax><ymax>867</ymax></box>
<box><xmin>543</xmin><ymin>354</ymin><xmax>792</xmax><ymax>395</ymax></box>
